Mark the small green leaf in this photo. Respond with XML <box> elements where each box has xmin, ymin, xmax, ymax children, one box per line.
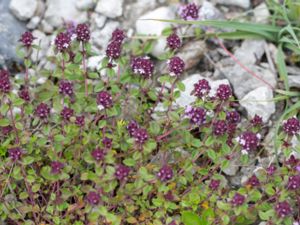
<box><xmin>181</xmin><ymin>211</ymin><xmax>201</xmax><ymax>225</ymax></box>
<box><xmin>22</xmin><ymin>156</ymin><xmax>35</xmax><ymax>165</ymax></box>
<box><xmin>0</xmin><ymin>119</ymin><xmax>10</xmax><ymax>127</ymax></box>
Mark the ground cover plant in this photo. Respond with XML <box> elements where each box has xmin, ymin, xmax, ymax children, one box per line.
<box><xmin>0</xmin><ymin>1</ymin><xmax>300</xmax><ymax>225</ymax></box>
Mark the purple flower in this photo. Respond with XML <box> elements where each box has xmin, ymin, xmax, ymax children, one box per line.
<box><xmin>2</xmin><ymin>126</ymin><xmax>13</xmax><ymax>136</ymax></box>
<box><xmin>231</xmin><ymin>193</ymin><xmax>245</xmax><ymax>206</ymax></box>
<box><xmin>86</xmin><ymin>191</ymin><xmax>100</xmax><ymax>205</ymax></box>
<box><xmin>20</xmin><ymin>31</ymin><xmax>35</xmax><ymax>47</ymax></box>
<box><xmin>287</xmin><ymin>175</ymin><xmax>300</xmax><ymax>190</ymax></box>
<box><xmin>0</xmin><ymin>78</ymin><xmax>11</xmax><ymax>94</ymax></box>
<box><xmin>55</xmin><ymin>32</ymin><xmax>71</xmax><ymax>52</ymax></box>
<box><xmin>168</xmin><ymin>56</ymin><xmax>185</xmax><ymax>76</ymax></box>
<box><xmin>59</xmin><ymin>80</ymin><xmax>73</xmax><ymax>96</ymax></box>
<box><xmin>115</xmin><ymin>164</ymin><xmax>130</xmax><ymax>181</ymax></box>
<box><xmin>76</xmin><ymin>24</ymin><xmax>90</xmax><ymax>42</ymax></box>
<box><xmin>111</xmin><ymin>28</ymin><xmax>126</xmax><ymax>44</ymax></box>
<box><xmin>164</xmin><ymin>191</ymin><xmax>174</xmax><ymax>201</ymax></box>
<box><xmin>8</xmin><ymin>147</ymin><xmax>23</xmax><ymax>161</ymax></box>
<box><xmin>185</xmin><ymin>106</ymin><xmax>206</xmax><ymax>125</ymax></box>
<box><xmin>247</xmin><ymin>175</ymin><xmax>260</xmax><ymax>187</ymax></box>
<box><xmin>132</xmin><ymin>128</ymin><xmax>148</xmax><ymax>145</ymax></box>
<box><xmin>168</xmin><ymin>221</ymin><xmax>177</xmax><ymax>225</ymax></box>
<box><xmin>226</xmin><ymin>111</ymin><xmax>241</xmax><ymax>124</ymax></box>
<box><xmin>209</xmin><ymin>179</ymin><xmax>220</xmax><ymax>190</ymax></box>
<box><xmin>75</xmin><ymin>115</ymin><xmax>85</xmax><ymax>127</ymax></box>
<box><xmin>96</xmin><ymin>91</ymin><xmax>113</xmax><ymax>108</ymax></box>
<box><xmin>216</xmin><ymin>84</ymin><xmax>232</xmax><ymax>101</ymax></box>
<box><xmin>0</xmin><ymin>69</ymin><xmax>10</xmax><ymax>93</ymax></box>
<box><xmin>283</xmin><ymin>117</ymin><xmax>300</xmax><ymax>136</ymax></box>
<box><xmin>18</xmin><ymin>89</ymin><xmax>30</xmax><ymax>102</ymax></box>
<box><xmin>127</xmin><ymin>120</ymin><xmax>139</xmax><ymax>137</ymax></box>
<box><xmin>157</xmin><ymin>165</ymin><xmax>173</xmax><ymax>182</ymax></box>
<box><xmin>287</xmin><ymin>155</ymin><xmax>299</xmax><ymax>166</ymax></box>
<box><xmin>35</xmin><ymin>103</ymin><xmax>50</xmax><ymax>119</ymax></box>
<box><xmin>65</xmin><ymin>21</ymin><xmax>77</xmax><ymax>38</ymax></box>
<box><xmin>250</xmin><ymin>114</ymin><xmax>263</xmax><ymax>126</ymax></box>
<box><xmin>237</xmin><ymin>131</ymin><xmax>260</xmax><ymax>151</ymax></box>
<box><xmin>267</xmin><ymin>165</ymin><xmax>276</xmax><ymax>175</ymax></box>
<box><xmin>131</xmin><ymin>57</ymin><xmax>154</xmax><ymax>78</ymax></box>
<box><xmin>91</xmin><ymin>148</ymin><xmax>105</xmax><ymax>161</ymax></box>
<box><xmin>106</xmin><ymin>41</ymin><xmax>122</xmax><ymax>59</ymax></box>
<box><xmin>60</xmin><ymin>107</ymin><xmax>74</xmax><ymax>121</ymax></box>
<box><xmin>275</xmin><ymin>201</ymin><xmax>292</xmax><ymax>218</ymax></box>
<box><xmin>0</xmin><ymin>69</ymin><xmax>9</xmax><ymax>79</ymax></box>
<box><xmin>192</xmin><ymin>79</ymin><xmax>211</xmax><ymax>98</ymax></box>
<box><xmin>51</xmin><ymin>161</ymin><xmax>64</xmax><ymax>174</ymax></box>
<box><xmin>166</xmin><ymin>32</ymin><xmax>181</xmax><ymax>50</ymax></box>
<box><xmin>102</xmin><ymin>137</ymin><xmax>112</xmax><ymax>149</ymax></box>
<box><xmin>179</xmin><ymin>3</ymin><xmax>199</xmax><ymax>20</ymax></box>
<box><xmin>213</xmin><ymin>120</ymin><xmax>227</xmax><ymax>136</ymax></box>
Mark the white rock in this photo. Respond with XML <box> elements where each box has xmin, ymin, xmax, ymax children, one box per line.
<box><xmin>87</xmin><ymin>55</ymin><xmax>105</xmax><ymax>71</ymax></box>
<box><xmin>136</xmin><ymin>7</ymin><xmax>176</xmax><ymax>57</ymax></box>
<box><xmin>9</xmin><ymin>0</ymin><xmax>38</xmax><ymax>21</ymax></box>
<box><xmin>223</xmin><ymin>157</ymin><xmax>240</xmax><ymax>176</ymax></box>
<box><xmin>123</xmin><ymin>0</ymin><xmax>157</xmax><ymax>28</ymax></box>
<box><xmin>30</xmin><ymin>30</ymin><xmax>50</xmax><ymax>62</ymax></box>
<box><xmin>240</xmin><ymin>86</ymin><xmax>275</xmax><ymax>122</ymax></box>
<box><xmin>234</xmin><ymin>40</ymin><xmax>266</xmax><ymax>65</ymax></box>
<box><xmin>95</xmin><ymin>0</ymin><xmax>124</xmax><ymax>18</ymax></box>
<box><xmin>44</xmin><ymin>0</ymin><xmax>88</xmax><ymax>27</ymax></box>
<box><xmin>216</xmin><ymin>0</ymin><xmax>250</xmax><ymax>9</ymax></box>
<box><xmin>27</xmin><ymin>16</ymin><xmax>41</xmax><ymax>29</ymax></box>
<box><xmin>91</xmin><ymin>21</ymin><xmax>119</xmax><ymax>50</ymax></box>
<box><xmin>40</xmin><ymin>19</ymin><xmax>54</xmax><ymax>33</ymax></box>
<box><xmin>288</xmin><ymin>76</ymin><xmax>300</xmax><ymax>88</ymax></box>
<box><xmin>254</xmin><ymin>3</ymin><xmax>270</xmax><ymax>24</ymax></box>
<box><xmin>91</xmin><ymin>13</ymin><xmax>106</xmax><ymax>29</ymax></box>
<box><xmin>175</xmin><ymin>74</ymin><xmax>229</xmax><ymax>107</ymax></box>
<box><xmin>223</xmin><ymin>64</ymin><xmax>276</xmax><ymax>99</ymax></box>
<box><xmin>76</xmin><ymin>0</ymin><xmax>94</xmax><ymax>10</ymax></box>
<box><xmin>199</xmin><ymin>1</ymin><xmax>223</xmax><ymax>20</ymax></box>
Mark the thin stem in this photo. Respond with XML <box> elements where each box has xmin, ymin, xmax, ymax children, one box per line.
<box><xmin>8</xmin><ymin>99</ymin><xmax>20</xmax><ymax>144</ymax></box>
<box><xmin>82</xmin><ymin>42</ymin><xmax>88</xmax><ymax>97</ymax></box>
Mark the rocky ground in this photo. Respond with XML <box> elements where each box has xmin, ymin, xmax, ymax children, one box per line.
<box><xmin>1</xmin><ymin>0</ymin><xmax>300</xmax><ymax>185</ymax></box>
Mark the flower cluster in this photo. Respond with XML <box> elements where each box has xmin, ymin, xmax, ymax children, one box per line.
<box><xmin>213</xmin><ymin>120</ymin><xmax>227</xmax><ymax>136</ymax></box>
<box><xmin>106</xmin><ymin>29</ymin><xmax>126</xmax><ymax>60</ymax></box>
<box><xmin>59</xmin><ymin>80</ymin><xmax>73</xmax><ymax>96</ymax></box>
<box><xmin>55</xmin><ymin>32</ymin><xmax>71</xmax><ymax>52</ymax></box>
<box><xmin>96</xmin><ymin>91</ymin><xmax>113</xmax><ymax>108</ymax></box>
<box><xmin>167</xmin><ymin>32</ymin><xmax>181</xmax><ymax>50</ymax></box>
<box><xmin>216</xmin><ymin>84</ymin><xmax>232</xmax><ymax>100</ymax></box>
<box><xmin>275</xmin><ymin>201</ymin><xmax>292</xmax><ymax>218</ymax></box>
<box><xmin>126</xmin><ymin>121</ymin><xmax>148</xmax><ymax>145</ymax></box>
<box><xmin>35</xmin><ymin>103</ymin><xmax>50</xmax><ymax>119</ymax></box>
<box><xmin>0</xmin><ymin>69</ymin><xmax>11</xmax><ymax>93</ymax></box>
<box><xmin>283</xmin><ymin>117</ymin><xmax>300</xmax><ymax>135</ymax></box>
<box><xmin>51</xmin><ymin>161</ymin><xmax>64</xmax><ymax>174</ymax></box>
<box><xmin>20</xmin><ymin>31</ymin><xmax>35</xmax><ymax>47</ymax></box>
<box><xmin>8</xmin><ymin>147</ymin><xmax>23</xmax><ymax>161</ymax></box>
<box><xmin>60</xmin><ymin>107</ymin><xmax>74</xmax><ymax>121</ymax></box>
<box><xmin>115</xmin><ymin>164</ymin><xmax>130</xmax><ymax>181</ymax></box>
<box><xmin>76</xmin><ymin>23</ymin><xmax>90</xmax><ymax>42</ymax></box>
<box><xmin>236</xmin><ymin>131</ymin><xmax>261</xmax><ymax>151</ymax></box>
<box><xmin>131</xmin><ymin>56</ymin><xmax>154</xmax><ymax>78</ymax></box>
<box><xmin>86</xmin><ymin>191</ymin><xmax>100</xmax><ymax>205</ymax></box>
<box><xmin>179</xmin><ymin>3</ymin><xmax>199</xmax><ymax>20</ymax></box>
<box><xmin>157</xmin><ymin>165</ymin><xmax>173</xmax><ymax>181</ymax></box>
<box><xmin>168</xmin><ymin>56</ymin><xmax>185</xmax><ymax>76</ymax></box>
<box><xmin>192</xmin><ymin>79</ymin><xmax>211</xmax><ymax>98</ymax></box>
<box><xmin>185</xmin><ymin>106</ymin><xmax>206</xmax><ymax>125</ymax></box>
<box><xmin>91</xmin><ymin>148</ymin><xmax>105</xmax><ymax>161</ymax></box>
